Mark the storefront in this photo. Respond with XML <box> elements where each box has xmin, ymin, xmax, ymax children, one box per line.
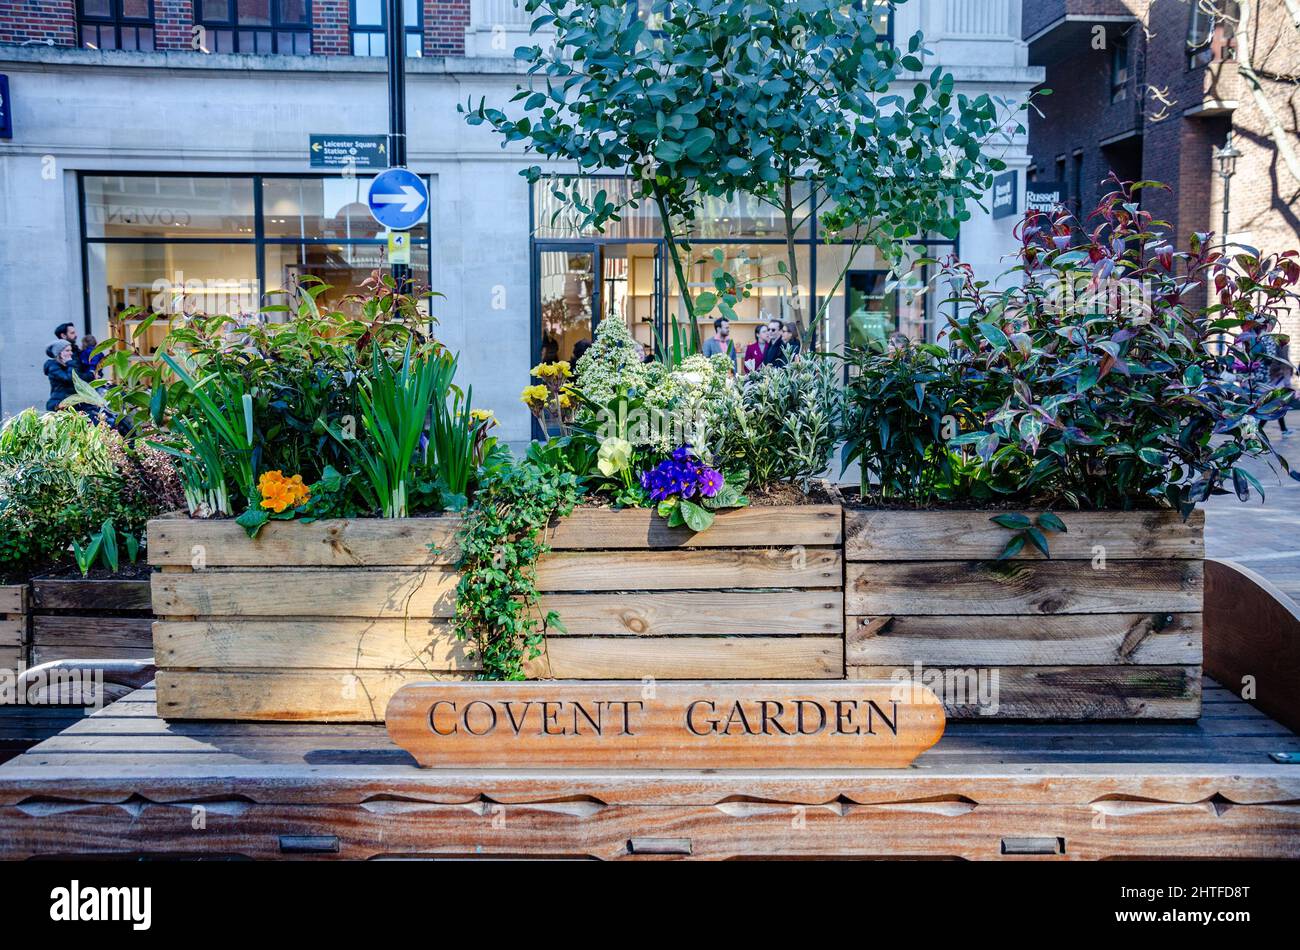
<box><xmin>530</xmin><ymin>176</ymin><xmax>955</xmax><ymax>368</ymax></box>
<box><xmin>80</xmin><ymin>173</ymin><xmax>433</xmax><ymax>354</ymax></box>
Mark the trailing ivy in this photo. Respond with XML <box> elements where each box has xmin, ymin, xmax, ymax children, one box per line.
<box><xmin>452</xmin><ymin>456</ymin><xmax>581</xmax><ymax>680</ymax></box>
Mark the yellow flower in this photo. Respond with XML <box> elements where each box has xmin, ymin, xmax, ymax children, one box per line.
<box><xmin>530</xmin><ymin>361</ymin><xmax>572</xmax><ymax>380</ymax></box>
<box><xmin>520</xmin><ymin>384</ymin><xmax>549</xmax><ymax>409</ymax></box>
<box><xmin>257</xmin><ymin>470</ymin><xmax>311</xmax><ymax>513</ymax></box>
<box><xmin>470</xmin><ymin>408</ymin><xmax>497</xmax><ymax>427</ymax></box>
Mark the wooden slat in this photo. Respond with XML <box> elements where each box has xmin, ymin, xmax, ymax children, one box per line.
<box><xmin>155</xmin><ymin>620</ymin><xmax>479</xmax><ymax>672</ymax></box>
<box><xmin>0</xmin><ymin>797</ymin><xmax>1297</xmax><ymax>860</ymax></box>
<box><xmin>846</xmin><ymin>613</ymin><xmax>1202</xmax><ymax>666</ymax></box>
<box><xmin>155</xmin><ymin>669</ymin><xmax>475</xmax><ymax>722</ymax></box>
<box><xmin>0</xmin><ymin>619</ymin><xmax>24</xmax><ymax>648</ymax></box>
<box><xmin>31</xmin><ymin>576</ymin><xmax>151</xmax><ymax>611</ymax></box>
<box><xmin>845</xmin><ymin>509</ymin><xmax>1204</xmax><ymax>561</ymax></box>
<box><xmin>529</xmin><ymin>636</ymin><xmax>844</xmax><ymax>679</ymax></box>
<box><xmin>30</xmin><ymin>616</ymin><xmax>152</xmax><ymax>652</ymax></box>
<box><xmin>147</xmin><ymin>515</ymin><xmax>462</xmax><ymax>567</ymax></box>
<box><xmin>537</xmin><ymin>548</ymin><xmax>841</xmax><ymax>592</ymax></box>
<box><xmin>0</xmin><ymin>647</ymin><xmax>22</xmax><ymax>673</ymax></box>
<box><xmin>545</xmin><ymin>505</ymin><xmax>842</xmax><ymax>549</ymax></box>
<box><xmin>0</xmin><ymin>585</ymin><xmax>26</xmax><ymax>614</ymax></box>
<box><xmin>846</xmin><ymin>560</ymin><xmax>1203</xmax><ymax>615</ymax></box>
<box><xmin>30</xmin><ymin>645</ymin><xmax>154</xmax><ymax>665</ymax></box>
<box><xmin>848</xmin><ymin>665</ymin><xmax>1202</xmax><ymax>720</ymax></box>
<box><xmin>540</xmin><ymin>591</ymin><xmax>843</xmax><ymax>636</ymax></box>
<box><xmin>151</xmin><ymin>568</ymin><xmax>459</xmax><ymax>619</ymax></box>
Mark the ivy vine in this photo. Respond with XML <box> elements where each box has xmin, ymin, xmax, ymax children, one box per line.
<box><xmin>452</xmin><ymin>459</ymin><xmax>581</xmax><ymax>680</ymax></box>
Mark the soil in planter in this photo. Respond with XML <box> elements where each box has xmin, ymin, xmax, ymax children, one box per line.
<box><xmin>39</xmin><ymin>562</ymin><xmax>153</xmax><ymax>582</ymax></box>
<box><xmin>839</xmin><ymin>485</ymin><xmax>1175</xmax><ymax>513</ymax></box>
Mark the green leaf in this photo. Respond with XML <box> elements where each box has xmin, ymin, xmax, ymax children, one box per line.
<box><xmin>978</xmin><ymin>322</ymin><xmax>1009</xmax><ymax>350</ymax></box>
<box><xmin>1024</xmin><ymin>526</ymin><xmax>1051</xmax><ymax>558</ymax></box>
<box><xmin>1036</xmin><ymin>512</ymin><xmax>1067</xmax><ymax>533</ymax></box>
<box><xmin>236</xmin><ymin>507</ymin><xmax>271</xmax><ymax>539</ymax></box>
<box><xmin>997</xmin><ymin>534</ymin><xmax>1026</xmax><ymax>560</ymax></box>
<box><xmin>679</xmin><ymin>498</ymin><xmax>714</xmax><ymax>533</ymax></box>
<box><xmin>991</xmin><ymin>513</ymin><xmax>1032</xmax><ymax>530</ymax></box>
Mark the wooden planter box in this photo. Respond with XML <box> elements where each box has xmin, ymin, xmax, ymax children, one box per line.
<box><xmin>148</xmin><ymin>505</ymin><xmax>844</xmax><ymax>721</ymax></box>
<box><xmin>29</xmin><ymin>574</ymin><xmax>153</xmax><ymax>667</ymax></box>
<box><xmin>148</xmin><ymin>515</ymin><xmax>472</xmax><ymax>722</ymax></box>
<box><xmin>0</xmin><ymin>585</ymin><xmax>27</xmax><ymax>678</ymax></box>
<box><xmin>529</xmin><ymin>506</ymin><xmax>845</xmax><ymax>680</ymax></box>
<box><xmin>843</xmin><ymin>509</ymin><xmax>1204</xmax><ymax>720</ymax></box>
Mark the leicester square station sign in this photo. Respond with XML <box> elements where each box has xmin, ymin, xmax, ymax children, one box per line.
<box><xmin>386</xmin><ymin>681</ymin><xmax>946</xmax><ymax>769</ymax></box>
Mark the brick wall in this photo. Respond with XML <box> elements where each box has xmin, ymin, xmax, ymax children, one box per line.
<box><xmin>0</xmin><ymin>0</ymin><xmax>77</xmax><ymax>47</ymax></box>
<box><xmin>1027</xmin><ymin>0</ymin><xmax>1299</xmax><ymax>354</ymax></box>
<box><xmin>155</xmin><ymin>0</ymin><xmax>193</xmax><ymax>51</ymax></box>
<box><xmin>313</xmin><ymin>0</ymin><xmax>348</xmax><ymax>55</ymax></box>
<box><xmin>426</xmin><ymin>0</ymin><xmax>467</xmax><ymax>56</ymax></box>
<box><xmin>0</xmin><ymin>0</ymin><xmax>473</xmax><ymax>54</ymax></box>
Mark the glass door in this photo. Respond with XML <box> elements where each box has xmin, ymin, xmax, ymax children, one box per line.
<box><xmin>845</xmin><ymin>270</ymin><xmax>895</xmax><ymax>357</ymax></box>
<box><xmin>535</xmin><ymin>244</ymin><xmax>599</xmax><ymax>366</ymax></box>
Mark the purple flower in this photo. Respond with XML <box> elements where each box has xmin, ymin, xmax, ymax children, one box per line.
<box><xmin>699</xmin><ymin>468</ymin><xmax>723</xmax><ymax>498</ymax></box>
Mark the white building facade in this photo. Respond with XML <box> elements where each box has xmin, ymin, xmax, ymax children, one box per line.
<box><xmin>0</xmin><ymin>0</ymin><xmax>1042</xmax><ymax>443</ymax></box>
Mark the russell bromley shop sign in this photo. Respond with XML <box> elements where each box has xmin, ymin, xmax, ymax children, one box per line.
<box><xmin>387</xmin><ymin>681</ymin><xmax>946</xmax><ymax>769</ymax></box>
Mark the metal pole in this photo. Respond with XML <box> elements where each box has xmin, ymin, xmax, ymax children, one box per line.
<box><xmin>386</xmin><ymin>0</ymin><xmax>410</xmax><ymax>292</ymax></box>
<box><xmin>1222</xmin><ymin>169</ymin><xmax>1231</xmax><ymax>248</ymax></box>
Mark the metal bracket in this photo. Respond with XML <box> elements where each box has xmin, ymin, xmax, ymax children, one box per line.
<box><xmin>628</xmin><ymin>837</ymin><xmax>693</xmax><ymax>856</ymax></box>
<box><xmin>279</xmin><ymin>834</ymin><xmax>340</xmax><ymax>855</ymax></box>
<box><xmin>1000</xmin><ymin>836</ymin><xmax>1065</xmax><ymax>856</ymax></box>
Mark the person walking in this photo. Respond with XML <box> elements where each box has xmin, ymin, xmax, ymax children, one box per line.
<box><xmin>43</xmin><ymin>341</ymin><xmax>77</xmax><ymax>411</ymax></box>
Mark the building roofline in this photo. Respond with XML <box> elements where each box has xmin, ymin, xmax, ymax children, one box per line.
<box><xmin>1024</xmin><ymin>13</ymin><xmax>1138</xmax><ymax>47</ymax></box>
<box><xmin>0</xmin><ymin>45</ymin><xmax>534</xmax><ymax>76</ymax></box>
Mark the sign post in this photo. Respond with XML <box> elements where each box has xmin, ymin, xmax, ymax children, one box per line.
<box><xmin>385</xmin><ymin>0</ymin><xmax>409</xmax><ymax>291</ymax></box>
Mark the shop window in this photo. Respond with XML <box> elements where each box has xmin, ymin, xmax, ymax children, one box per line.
<box><xmin>198</xmin><ymin>0</ymin><xmax>313</xmax><ymax>56</ymax></box>
<box><xmin>351</xmin><ymin>0</ymin><xmax>423</xmax><ymax>58</ymax></box>
<box><xmin>81</xmin><ymin>174</ymin><xmax>433</xmax><ymax>348</ymax></box>
<box><xmin>77</xmin><ymin>0</ymin><xmax>155</xmax><ymax>51</ymax></box>
<box><xmin>84</xmin><ymin>176</ymin><xmax>257</xmax><ymax>239</ymax></box>
<box><xmin>1188</xmin><ymin>0</ymin><xmax>1238</xmax><ymax>68</ymax></box>
<box><xmin>262</xmin><ymin>177</ymin><xmax>429</xmax><ymax>241</ymax></box>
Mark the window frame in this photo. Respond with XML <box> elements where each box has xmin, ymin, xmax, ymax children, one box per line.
<box><xmin>1187</xmin><ymin>0</ymin><xmax>1239</xmax><ymax>69</ymax></box>
<box><xmin>1109</xmin><ymin>28</ymin><xmax>1129</xmax><ymax>102</ymax></box>
<box><xmin>76</xmin><ymin>0</ymin><xmax>156</xmax><ymax>51</ymax></box>
<box><xmin>197</xmin><ymin>0</ymin><xmax>314</xmax><ymax>56</ymax></box>
<box><xmin>350</xmin><ymin>0</ymin><xmax>425</xmax><ymax>58</ymax></box>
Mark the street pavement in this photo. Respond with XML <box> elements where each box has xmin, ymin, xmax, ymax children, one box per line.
<box><xmin>1205</xmin><ymin>429</ymin><xmax>1300</xmax><ymax>603</ymax></box>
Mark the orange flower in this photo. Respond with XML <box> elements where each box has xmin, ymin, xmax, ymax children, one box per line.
<box><xmin>258</xmin><ymin>470</ymin><xmax>311</xmax><ymax>513</ymax></box>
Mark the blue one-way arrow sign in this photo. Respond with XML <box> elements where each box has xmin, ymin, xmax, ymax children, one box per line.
<box><xmin>367</xmin><ymin>168</ymin><xmax>428</xmax><ymax>231</ymax></box>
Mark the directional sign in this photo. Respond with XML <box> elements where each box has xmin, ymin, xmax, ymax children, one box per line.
<box><xmin>309</xmin><ymin>134</ymin><xmax>388</xmax><ymax>169</ymax></box>
<box><xmin>367</xmin><ymin>168</ymin><xmax>428</xmax><ymax>231</ymax></box>
<box><xmin>0</xmin><ymin>75</ymin><xmax>12</xmax><ymax>140</ymax></box>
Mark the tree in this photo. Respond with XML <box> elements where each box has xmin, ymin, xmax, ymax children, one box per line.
<box><xmin>464</xmin><ymin>0</ymin><xmax>1018</xmax><ymax>349</ymax></box>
